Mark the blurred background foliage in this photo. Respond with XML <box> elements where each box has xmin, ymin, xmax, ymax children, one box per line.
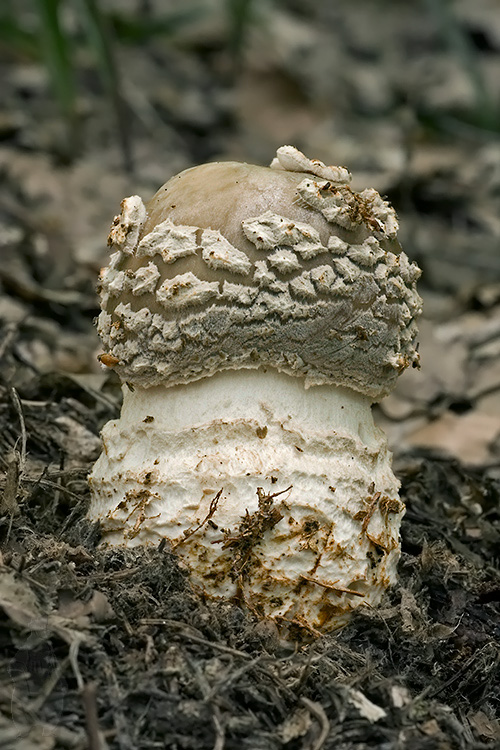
<box><xmin>0</xmin><ymin>0</ymin><xmax>264</xmax><ymax>168</ymax></box>
<box><xmin>1</xmin><ymin>0</ymin><xmax>499</xmax><ymax>171</ymax></box>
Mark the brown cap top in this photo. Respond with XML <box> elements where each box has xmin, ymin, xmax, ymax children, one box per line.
<box><xmin>97</xmin><ymin>146</ymin><xmax>421</xmax><ymax>400</ymax></box>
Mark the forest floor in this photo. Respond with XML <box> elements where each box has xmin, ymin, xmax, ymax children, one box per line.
<box><xmin>0</xmin><ymin>1</ymin><xmax>499</xmax><ymax>748</ymax></box>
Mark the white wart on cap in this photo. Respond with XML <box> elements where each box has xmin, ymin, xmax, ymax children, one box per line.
<box><xmin>89</xmin><ymin>146</ymin><xmax>422</xmax><ymax>635</ymax></box>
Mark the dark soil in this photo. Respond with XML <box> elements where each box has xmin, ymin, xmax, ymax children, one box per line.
<box><xmin>1</xmin><ymin>383</ymin><xmax>499</xmax><ymax>748</ymax></box>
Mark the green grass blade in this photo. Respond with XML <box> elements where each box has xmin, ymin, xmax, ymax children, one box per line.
<box><xmin>0</xmin><ymin>2</ymin><xmax>39</xmax><ymax>59</ymax></box>
<box><xmin>109</xmin><ymin>7</ymin><xmax>205</xmax><ymax>44</ymax></box>
<box><xmin>77</xmin><ymin>0</ymin><xmax>133</xmax><ymax>174</ymax></box>
<box><xmin>34</xmin><ymin>0</ymin><xmax>79</xmax><ymax>155</ymax></box>
<box><xmin>424</xmin><ymin>0</ymin><xmax>498</xmax><ymax>131</ymax></box>
<box><xmin>226</xmin><ymin>0</ymin><xmax>255</xmax><ymax>70</ymax></box>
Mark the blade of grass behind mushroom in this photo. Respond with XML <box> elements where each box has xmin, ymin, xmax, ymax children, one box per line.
<box><xmin>423</xmin><ymin>0</ymin><xmax>499</xmax><ymax>132</ymax></box>
<box><xmin>77</xmin><ymin>0</ymin><xmax>134</xmax><ymax>174</ymax></box>
<box><xmin>225</xmin><ymin>0</ymin><xmax>257</xmax><ymax>74</ymax></box>
<box><xmin>0</xmin><ymin>0</ymin><xmax>39</xmax><ymax>58</ymax></box>
<box><xmin>34</xmin><ymin>0</ymin><xmax>80</xmax><ymax>159</ymax></box>
<box><xmin>107</xmin><ymin>5</ymin><xmax>205</xmax><ymax>44</ymax></box>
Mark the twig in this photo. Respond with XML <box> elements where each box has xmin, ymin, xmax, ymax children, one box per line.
<box><xmin>101</xmin><ymin>657</ymin><xmax>131</xmax><ymax>744</ymax></box>
<box><xmin>28</xmin><ymin>656</ymin><xmax>70</xmax><ymax>713</ymax></box>
<box><xmin>415</xmin><ymin>643</ymin><xmax>497</xmax><ymax>702</ymax></box>
<box><xmin>207</xmin><ymin>656</ymin><xmax>264</xmax><ymax>702</ymax></box>
<box><xmin>23</xmin><ymin>476</ymin><xmax>82</xmax><ymax>502</ymax></box>
<box><xmin>69</xmin><ymin>638</ymin><xmax>84</xmax><ymax>692</ymax></box>
<box><xmin>1</xmin><ymin>450</ymin><xmax>21</xmax><ymax>517</ymax></box>
<box><xmin>81</xmin><ymin>682</ymin><xmax>105</xmax><ymax>750</ymax></box>
<box><xmin>61</xmin><ymin>377</ymin><xmax>120</xmax><ymax>414</ymax></box>
<box><xmin>58</xmin><ymin>499</ymin><xmax>86</xmax><ymax>537</ymax></box>
<box><xmin>300</xmin><ymin>697</ymin><xmax>330</xmax><ymax>750</ymax></box>
<box><xmin>0</xmin><ymin>322</ymin><xmax>18</xmax><ymax>361</ymax></box>
<box><xmin>172</xmin><ymin>489</ymin><xmax>222</xmax><ymax>549</ymax></box>
<box><xmin>361</xmin><ymin>492</ymin><xmax>381</xmax><ymax>535</ymax></box>
<box><xmin>300</xmin><ymin>574</ymin><xmax>365</xmax><ymax>598</ymax></box>
<box><xmin>49</xmin><ymin>451</ymin><xmax>65</xmax><ymax>515</ymax></box>
<box><xmin>17</xmin><ymin>399</ymin><xmax>50</xmax><ymax>407</ymax></box>
<box><xmin>86</xmin><ymin>566</ymin><xmax>143</xmax><ymax>583</ymax></box>
<box><xmin>274</xmin><ymin>614</ymin><xmax>324</xmax><ymax>639</ymax></box>
<box><xmin>37</xmin><ymin>467</ymin><xmax>89</xmax><ymax>480</ymax></box>
<box><xmin>140</xmin><ymin>618</ymin><xmax>253</xmax><ymax>660</ymax></box>
<box><xmin>470</xmin><ymin>381</ymin><xmax>500</xmax><ymax>401</ymax></box>
<box><xmin>10</xmin><ymin>387</ymin><xmax>27</xmax><ymax>472</ymax></box>
<box><xmin>212</xmin><ymin>713</ymin><xmax>225</xmax><ymax>750</ymax></box>
<box><xmin>257</xmin><ymin>484</ymin><xmax>293</xmax><ymax>502</ymax></box>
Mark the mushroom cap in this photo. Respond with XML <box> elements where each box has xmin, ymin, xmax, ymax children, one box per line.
<box><xmin>97</xmin><ymin>147</ymin><xmax>422</xmax><ymax>400</ymax></box>
<box><xmin>144</xmin><ymin>162</ymin><xmax>363</xmax><ymax>252</ymax></box>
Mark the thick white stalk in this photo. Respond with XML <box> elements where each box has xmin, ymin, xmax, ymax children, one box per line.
<box><xmin>89</xmin><ymin>369</ymin><xmax>403</xmax><ymax>631</ymax></box>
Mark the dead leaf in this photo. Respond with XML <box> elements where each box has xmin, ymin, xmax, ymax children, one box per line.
<box><xmin>347</xmin><ymin>688</ymin><xmax>387</xmax><ymax>723</ymax></box>
<box><xmin>420</xmin><ymin>719</ymin><xmax>442</xmax><ymax>736</ymax></box>
<box><xmin>0</xmin><ymin>570</ymin><xmax>41</xmax><ymax>629</ymax></box>
<box><xmin>407</xmin><ymin>411</ymin><xmax>500</xmax><ymax>465</ymax></box>
<box><xmin>0</xmin><ymin>570</ymin><xmax>93</xmax><ymax>647</ymax></box>
<box><xmin>57</xmin><ymin>590</ymin><xmax>115</xmax><ymax>623</ymax></box>
<box><xmin>468</xmin><ymin>710</ymin><xmax>500</xmax><ymax>740</ymax></box>
<box><xmin>279</xmin><ymin>707</ymin><xmax>312</xmax><ymax>743</ymax></box>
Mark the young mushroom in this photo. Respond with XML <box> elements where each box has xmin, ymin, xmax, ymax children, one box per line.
<box><xmin>89</xmin><ymin>146</ymin><xmax>422</xmax><ymax>634</ymax></box>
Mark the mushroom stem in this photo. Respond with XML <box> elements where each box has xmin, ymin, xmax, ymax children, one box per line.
<box><xmin>89</xmin><ymin>369</ymin><xmax>402</xmax><ymax>629</ymax></box>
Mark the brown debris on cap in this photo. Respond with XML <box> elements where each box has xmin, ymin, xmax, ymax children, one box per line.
<box><xmin>107</xmin><ymin>195</ymin><xmax>146</xmax><ymax>254</ymax></box>
<box><xmin>96</xmin><ymin>146</ymin><xmax>422</xmax><ymax>400</ymax></box>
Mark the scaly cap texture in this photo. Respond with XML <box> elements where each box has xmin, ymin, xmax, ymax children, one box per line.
<box><xmin>97</xmin><ymin>147</ymin><xmax>422</xmax><ymax>400</ymax></box>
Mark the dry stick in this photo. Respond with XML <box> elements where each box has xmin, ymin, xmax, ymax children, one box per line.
<box><xmin>70</xmin><ymin>640</ymin><xmax>105</xmax><ymax>749</ymax></box>
<box><xmin>22</xmin><ymin>463</ymin><xmax>49</xmax><ymax>503</ymax></box>
<box><xmin>50</xmin><ymin>452</ymin><xmax>65</xmax><ymax>515</ymax></box>
<box><xmin>416</xmin><ymin>642</ymin><xmax>496</xmax><ymax>703</ymax></box>
<box><xmin>258</xmin><ymin>484</ymin><xmax>293</xmax><ymax>502</ymax></box>
<box><xmin>87</xmin><ymin>566</ymin><xmax>144</xmax><ymax>583</ymax></box>
<box><xmin>61</xmin><ymin>378</ymin><xmax>120</xmax><ymax>414</ymax></box>
<box><xmin>24</xmin><ymin>476</ymin><xmax>82</xmax><ymax>502</ymax></box>
<box><xmin>28</xmin><ymin>656</ymin><xmax>70</xmax><ymax>713</ymax></box>
<box><xmin>206</xmin><ymin>655</ymin><xmax>264</xmax><ymax>703</ymax></box>
<box><xmin>172</xmin><ymin>489</ymin><xmax>222</xmax><ymax>549</ymax></box>
<box><xmin>300</xmin><ymin>574</ymin><xmax>365</xmax><ymax>598</ymax></box>
<box><xmin>300</xmin><ymin>697</ymin><xmax>330</xmax><ymax>750</ymax></box>
<box><xmin>10</xmin><ymin>387</ymin><xmax>27</xmax><ymax>470</ymax></box>
<box><xmin>2</xmin><ymin>450</ymin><xmax>20</xmax><ymax>516</ymax></box>
<box><xmin>212</xmin><ymin>714</ymin><xmax>225</xmax><ymax>750</ymax></box>
<box><xmin>69</xmin><ymin>639</ymin><xmax>84</xmax><ymax>692</ymax></box>
<box><xmin>81</xmin><ymin>682</ymin><xmax>103</xmax><ymax>750</ymax></box>
<box><xmin>140</xmin><ymin>618</ymin><xmax>253</xmax><ymax>661</ymax></box>
<box><xmin>39</xmin><ymin>467</ymin><xmax>89</xmax><ymax>480</ymax></box>
<box><xmin>101</xmin><ymin>656</ymin><xmax>131</xmax><ymax>744</ymax></box>
<box><xmin>58</xmin><ymin>499</ymin><xmax>86</xmax><ymax>537</ymax></box>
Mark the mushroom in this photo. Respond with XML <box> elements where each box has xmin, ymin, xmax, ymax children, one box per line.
<box><xmin>89</xmin><ymin>146</ymin><xmax>422</xmax><ymax>634</ymax></box>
